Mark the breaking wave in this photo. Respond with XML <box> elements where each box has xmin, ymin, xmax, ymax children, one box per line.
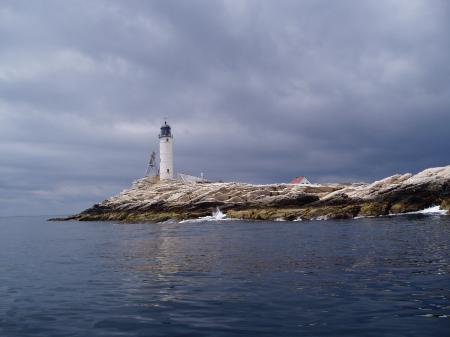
<box><xmin>400</xmin><ymin>205</ymin><xmax>448</xmax><ymax>215</ymax></box>
<box><xmin>355</xmin><ymin>205</ymin><xmax>448</xmax><ymax>219</ymax></box>
<box><xmin>179</xmin><ymin>208</ymin><xmax>238</xmax><ymax>223</ymax></box>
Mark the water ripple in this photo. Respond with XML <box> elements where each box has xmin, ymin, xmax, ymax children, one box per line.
<box><xmin>0</xmin><ymin>216</ymin><xmax>449</xmax><ymax>336</ymax></box>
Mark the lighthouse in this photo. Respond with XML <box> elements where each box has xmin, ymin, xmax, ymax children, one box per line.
<box><xmin>159</xmin><ymin>121</ymin><xmax>173</xmax><ymax>180</ymax></box>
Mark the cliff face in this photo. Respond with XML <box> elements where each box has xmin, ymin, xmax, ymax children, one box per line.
<box><xmin>61</xmin><ymin>165</ymin><xmax>450</xmax><ymax>222</ymax></box>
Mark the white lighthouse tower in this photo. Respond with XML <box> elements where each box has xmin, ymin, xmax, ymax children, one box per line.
<box><xmin>159</xmin><ymin>121</ymin><xmax>173</xmax><ymax>180</ymax></box>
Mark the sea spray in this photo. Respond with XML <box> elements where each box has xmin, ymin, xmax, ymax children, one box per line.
<box><xmin>179</xmin><ymin>207</ymin><xmax>236</xmax><ymax>223</ymax></box>
<box><xmin>355</xmin><ymin>205</ymin><xmax>448</xmax><ymax>219</ymax></box>
<box><xmin>401</xmin><ymin>205</ymin><xmax>448</xmax><ymax>215</ymax></box>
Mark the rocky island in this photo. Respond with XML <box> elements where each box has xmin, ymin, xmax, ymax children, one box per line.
<box><xmin>56</xmin><ymin>165</ymin><xmax>450</xmax><ymax>222</ymax></box>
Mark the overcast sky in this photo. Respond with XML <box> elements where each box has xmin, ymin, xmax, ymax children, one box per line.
<box><xmin>1</xmin><ymin>0</ymin><xmax>449</xmax><ymax>216</ymax></box>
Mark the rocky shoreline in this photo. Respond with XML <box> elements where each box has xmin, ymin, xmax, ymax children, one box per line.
<box><xmin>53</xmin><ymin>165</ymin><xmax>450</xmax><ymax>222</ymax></box>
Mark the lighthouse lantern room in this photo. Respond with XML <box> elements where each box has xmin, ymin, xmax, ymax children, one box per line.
<box><xmin>159</xmin><ymin>121</ymin><xmax>174</xmax><ymax>180</ymax></box>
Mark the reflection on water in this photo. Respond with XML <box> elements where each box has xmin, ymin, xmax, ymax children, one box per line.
<box><xmin>0</xmin><ymin>215</ymin><xmax>449</xmax><ymax>337</ymax></box>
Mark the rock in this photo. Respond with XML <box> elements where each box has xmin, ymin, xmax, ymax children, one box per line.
<box><xmin>54</xmin><ymin>165</ymin><xmax>450</xmax><ymax>222</ymax></box>
<box><xmin>441</xmin><ymin>198</ymin><xmax>450</xmax><ymax>210</ymax></box>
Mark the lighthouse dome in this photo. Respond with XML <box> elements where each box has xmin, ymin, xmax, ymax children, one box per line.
<box><xmin>159</xmin><ymin>121</ymin><xmax>172</xmax><ymax>138</ymax></box>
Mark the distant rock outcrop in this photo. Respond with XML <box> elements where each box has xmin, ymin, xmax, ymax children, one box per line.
<box><xmin>56</xmin><ymin>165</ymin><xmax>450</xmax><ymax>222</ymax></box>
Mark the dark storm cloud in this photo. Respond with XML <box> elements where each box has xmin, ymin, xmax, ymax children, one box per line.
<box><xmin>1</xmin><ymin>0</ymin><xmax>449</xmax><ymax>215</ymax></box>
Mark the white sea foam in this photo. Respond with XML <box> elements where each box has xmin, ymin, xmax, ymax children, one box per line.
<box><xmin>353</xmin><ymin>215</ymin><xmax>376</xmax><ymax>219</ymax></box>
<box><xmin>403</xmin><ymin>205</ymin><xmax>448</xmax><ymax>215</ymax></box>
<box><xmin>354</xmin><ymin>205</ymin><xmax>448</xmax><ymax>220</ymax></box>
<box><xmin>179</xmin><ymin>208</ymin><xmax>236</xmax><ymax>223</ymax></box>
<box><xmin>311</xmin><ymin>215</ymin><xmax>328</xmax><ymax>221</ymax></box>
<box><xmin>275</xmin><ymin>216</ymin><xmax>304</xmax><ymax>221</ymax></box>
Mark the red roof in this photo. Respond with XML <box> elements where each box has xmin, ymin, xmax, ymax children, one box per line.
<box><xmin>290</xmin><ymin>176</ymin><xmax>305</xmax><ymax>184</ymax></box>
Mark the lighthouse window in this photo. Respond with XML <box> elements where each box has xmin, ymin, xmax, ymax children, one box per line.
<box><xmin>166</xmin><ymin>138</ymin><xmax>169</xmax><ymax>142</ymax></box>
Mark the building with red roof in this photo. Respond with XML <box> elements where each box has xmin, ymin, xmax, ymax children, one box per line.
<box><xmin>290</xmin><ymin>176</ymin><xmax>312</xmax><ymax>184</ymax></box>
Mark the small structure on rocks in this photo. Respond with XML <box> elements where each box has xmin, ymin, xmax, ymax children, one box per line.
<box><xmin>178</xmin><ymin>173</ymin><xmax>208</xmax><ymax>184</ymax></box>
<box><xmin>290</xmin><ymin>176</ymin><xmax>312</xmax><ymax>185</ymax></box>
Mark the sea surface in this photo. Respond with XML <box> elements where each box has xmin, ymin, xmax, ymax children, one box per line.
<box><xmin>0</xmin><ymin>215</ymin><xmax>449</xmax><ymax>337</ymax></box>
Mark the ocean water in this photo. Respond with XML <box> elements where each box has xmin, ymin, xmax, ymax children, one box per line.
<box><xmin>0</xmin><ymin>215</ymin><xmax>449</xmax><ymax>337</ymax></box>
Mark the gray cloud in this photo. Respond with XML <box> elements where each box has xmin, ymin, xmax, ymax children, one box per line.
<box><xmin>1</xmin><ymin>0</ymin><xmax>449</xmax><ymax>216</ymax></box>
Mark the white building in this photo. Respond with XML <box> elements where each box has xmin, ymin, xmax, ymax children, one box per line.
<box><xmin>159</xmin><ymin>121</ymin><xmax>173</xmax><ymax>180</ymax></box>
